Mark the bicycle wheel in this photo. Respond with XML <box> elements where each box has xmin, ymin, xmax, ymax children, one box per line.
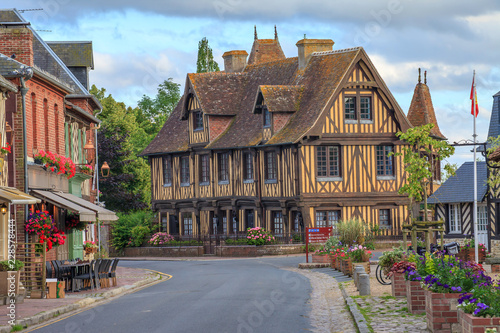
<box><xmin>375</xmin><ymin>264</ymin><xmax>391</xmax><ymax>285</ymax></box>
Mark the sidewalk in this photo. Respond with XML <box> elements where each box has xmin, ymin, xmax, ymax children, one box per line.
<box><xmin>0</xmin><ymin>266</ymin><xmax>161</xmax><ymax>332</ymax></box>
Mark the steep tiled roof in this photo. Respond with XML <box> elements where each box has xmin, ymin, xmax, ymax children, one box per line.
<box><xmin>142</xmin><ymin>44</ymin><xmax>410</xmax><ymax>155</ymax></box>
<box><xmin>247</xmin><ymin>38</ymin><xmax>286</xmax><ymax>65</ymax></box>
<box><xmin>487</xmin><ymin>91</ymin><xmax>500</xmax><ymax>138</ymax></box>
<box><xmin>407</xmin><ymin>80</ymin><xmax>446</xmax><ymax>139</ymax></box>
<box><xmin>428</xmin><ymin>161</ymin><xmax>487</xmax><ymax>204</ymax></box>
<box><xmin>259</xmin><ymin>85</ymin><xmax>304</xmax><ymax>112</ymax></box>
<box><xmin>0</xmin><ymin>53</ymin><xmax>25</xmax><ymax>76</ymax></box>
<box><xmin>141</xmin><ymin>95</ymin><xmax>189</xmax><ymax>155</ymax></box>
<box><xmin>47</xmin><ymin>41</ymin><xmax>94</xmax><ymax>69</ymax></box>
<box><xmin>0</xmin><ymin>10</ymin><xmax>21</xmax><ymax>22</ymax></box>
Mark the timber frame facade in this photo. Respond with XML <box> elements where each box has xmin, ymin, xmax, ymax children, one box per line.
<box><xmin>142</xmin><ymin>32</ymin><xmax>423</xmax><ymax>237</ymax></box>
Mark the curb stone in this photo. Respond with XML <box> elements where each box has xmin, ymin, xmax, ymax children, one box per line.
<box><xmin>339</xmin><ymin>284</ymin><xmax>371</xmax><ymax>333</ymax></box>
<box><xmin>0</xmin><ymin>275</ymin><xmax>161</xmax><ymax>332</ymax></box>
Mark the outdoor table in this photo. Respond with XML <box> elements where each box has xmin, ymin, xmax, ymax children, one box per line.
<box><xmin>60</xmin><ymin>262</ymin><xmax>91</xmax><ymax>292</ymax></box>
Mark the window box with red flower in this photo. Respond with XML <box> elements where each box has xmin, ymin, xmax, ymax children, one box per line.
<box><xmin>25</xmin><ymin>210</ymin><xmax>66</xmax><ymax>251</ymax></box>
<box><xmin>34</xmin><ymin>150</ymin><xmax>76</xmax><ymax>179</ymax></box>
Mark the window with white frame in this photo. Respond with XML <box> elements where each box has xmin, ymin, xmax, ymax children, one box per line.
<box><xmin>477</xmin><ymin>205</ymin><xmax>487</xmax><ymax>231</ymax></box>
<box><xmin>449</xmin><ymin>204</ymin><xmax>462</xmax><ymax>233</ymax></box>
<box><xmin>180</xmin><ymin>156</ymin><xmax>190</xmax><ymax>186</ymax></box>
<box><xmin>273</xmin><ymin>211</ymin><xmax>283</xmax><ymax>235</ymax></box>
<box><xmin>182</xmin><ymin>213</ymin><xmax>193</xmax><ymax>235</ymax></box>
<box><xmin>315</xmin><ymin>210</ymin><xmax>340</xmax><ymax>228</ymax></box>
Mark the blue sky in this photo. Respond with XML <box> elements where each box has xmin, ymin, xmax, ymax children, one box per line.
<box><xmin>15</xmin><ymin>1</ymin><xmax>500</xmax><ymax>168</ymax></box>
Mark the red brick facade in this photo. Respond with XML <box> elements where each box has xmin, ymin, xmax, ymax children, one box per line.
<box><xmin>0</xmin><ymin>27</ymin><xmax>34</xmax><ymax>66</ymax></box>
<box><xmin>209</xmin><ymin>116</ymin><xmax>233</xmax><ymax>141</ymax></box>
<box><xmin>425</xmin><ymin>289</ymin><xmax>461</xmax><ymax>333</ymax></box>
<box><xmin>391</xmin><ymin>272</ymin><xmax>406</xmax><ymax>298</ymax></box>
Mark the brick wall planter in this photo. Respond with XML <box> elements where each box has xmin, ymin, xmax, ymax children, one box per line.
<box><xmin>340</xmin><ymin>257</ymin><xmax>353</xmax><ymax>276</ymax></box>
<box><xmin>256</xmin><ymin>244</ymin><xmax>303</xmax><ymax>256</ymax></box>
<box><xmin>459</xmin><ymin>309</ymin><xmax>500</xmax><ymax>333</ymax></box>
<box><xmin>457</xmin><ymin>249</ymin><xmax>486</xmax><ymax>263</ymax></box>
<box><xmin>406</xmin><ymin>280</ymin><xmax>426</xmax><ymax>314</ymax></box>
<box><xmin>391</xmin><ymin>272</ymin><xmax>406</xmax><ymax>298</ymax></box>
<box><xmin>312</xmin><ymin>254</ymin><xmax>330</xmax><ymax>264</ymax></box>
<box><xmin>425</xmin><ymin>289</ymin><xmax>461</xmax><ymax>333</ymax></box>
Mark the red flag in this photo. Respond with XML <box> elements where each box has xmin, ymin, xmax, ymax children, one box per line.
<box><xmin>471</xmin><ymin>73</ymin><xmax>479</xmax><ymax>117</ymax></box>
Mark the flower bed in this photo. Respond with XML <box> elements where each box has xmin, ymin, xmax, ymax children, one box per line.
<box><xmin>459</xmin><ymin>309</ymin><xmax>500</xmax><ymax>333</ymax></box>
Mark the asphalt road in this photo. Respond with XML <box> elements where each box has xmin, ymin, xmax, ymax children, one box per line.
<box><xmin>32</xmin><ymin>256</ymin><xmax>313</xmax><ymax>333</ymax></box>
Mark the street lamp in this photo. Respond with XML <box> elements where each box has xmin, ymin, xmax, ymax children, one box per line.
<box><xmin>101</xmin><ymin>161</ymin><xmax>110</xmax><ymax>178</ymax></box>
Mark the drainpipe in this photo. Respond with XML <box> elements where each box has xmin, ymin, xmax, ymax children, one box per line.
<box><xmin>19</xmin><ymin>67</ymin><xmax>33</xmax><ymax>245</ymax></box>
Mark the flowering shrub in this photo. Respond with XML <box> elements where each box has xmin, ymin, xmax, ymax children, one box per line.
<box><xmin>25</xmin><ymin>210</ymin><xmax>66</xmax><ymax>251</ymax></box>
<box><xmin>348</xmin><ymin>244</ymin><xmax>372</xmax><ymax>262</ymax></box>
<box><xmin>0</xmin><ymin>142</ymin><xmax>11</xmax><ymax>155</ymax></box>
<box><xmin>419</xmin><ymin>253</ymin><xmax>492</xmax><ymax>293</ymax></box>
<box><xmin>83</xmin><ymin>240</ymin><xmax>97</xmax><ymax>249</ymax></box>
<box><xmin>389</xmin><ymin>261</ymin><xmax>416</xmax><ymax>277</ymax></box>
<box><xmin>312</xmin><ymin>246</ymin><xmax>330</xmax><ymax>255</ymax></box>
<box><xmin>34</xmin><ymin>150</ymin><xmax>76</xmax><ymax>179</ymax></box>
<box><xmin>458</xmin><ymin>282</ymin><xmax>500</xmax><ymax>317</ymax></box>
<box><xmin>246</xmin><ymin>227</ymin><xmax>274</xmax><ymax>246</ymax></box>
<box><xmin>463</xmin><ymin>238</ymin><xmax>487</xmax><ymax>253</ymax></box>
<box><xmin>65</xmin><ymin>212</ymin><xmax>86</xmax><ymax>231</ymax></box>
<box><xmin>148</xmin><ymin>232</ymin><xmax>175</xmax><ymax>246</ymax></box>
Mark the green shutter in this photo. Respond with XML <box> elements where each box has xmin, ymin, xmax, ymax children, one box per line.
<box><xmin>78</xmin><ymin>129</ymin><xmax>83</xmax><ymax>164</ymax></box>
<box><xmin>65</xmin><ymin>123</ymin><xmax>70</xmax><ymax>158</ymax></box>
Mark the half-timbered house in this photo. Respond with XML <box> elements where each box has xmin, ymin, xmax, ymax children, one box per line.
<box><xmin>142</xmin><ymin>30</ymin><xmax>430</xmax><ymax>238</ymax></box>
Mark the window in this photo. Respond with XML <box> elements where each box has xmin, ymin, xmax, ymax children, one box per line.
<box><xmin>200</xmin><ymin>155</ymin><xmax>210</xmax><ymax>185</ymax></box>
<box><xmin>182</xmin><ymin>213</ymin><xmax>193</xmax><ymax>235</ymax></box>
<box><xmin>449</xmin><ymin>204</ymin><xmax>461</xmax><ymax>233</ymax></box>
<box><xmin>218</xmin><ymin>153</ymin><xmax>229</xmax><ymax>183</ymax></box>
<box><xmin>193</xmin><ymin>111</ymin><xmax>203</xmax><ymax>131</ymax></box>
<box><xmin>377</xmin><ymin>146</ymin><xmax>394</xmax><ymax>177</ymax></box>
<box><xmin>316</xmin><ymin>146</ymin><xmax>340</xmax><ymax>178</ymax></box>
<box><xmin>263</xmin><ymin>107</ymin><xmax>271</xmax><ymax>127</ymax></box>
<box><xmin>344</xmin><ymin>97</ymin><xmax>356</xmax><ymax>120</ymax></box>
<box><xmin>180</xmin><ymin>156</ymin><xmax>190</xmax><ymax>186</ymax></box>
<box><xmin>243</xmin><ymin>153</ymin><xmax>253</xmax><ymax>181</ymax></box>
<box><xmin>222</xmin><ymin>216</ymin><xmax>227</xmax><ymax>234</ymax></box>
<box><xmin>232</xmin><ymin>214</ymin><xmax>238</xmax><ymax>233</ymax></box>
<box><xmin>360</xmin><ymin>96</ymin><xmax>371</xmax><ymax>120</ymax></box>
<box><xmin>379</xmin><ymin>209</ymin><xmax>391</xmax><ymax>228</ymax></box>
<box><xmin>315</xmin><ymin>211</ymin><xmax>340</xmax><ymax>228</ymax></box>
<box><xmin>245</xmin><ymin>210</ymin><xmax>255</xmax><ymax>229</ymax></box>
<box><xmin>273</xmin><ymin>212</ymin><xmax>283</xmax><ymax>235</ymax></box>
<box><xmin>478</xmin><ymin>205</ymin><xmax>487</xmax><ymax>232</ymax></box>
<box><xmin>163</xmin><ymin>156</ymin><xmax>172</xmax><ymax>186</ymax></box>
<box><xmin>265</xmin><ymin>151</ymin><xmax>277</xmax><ymax>182</ymax></box>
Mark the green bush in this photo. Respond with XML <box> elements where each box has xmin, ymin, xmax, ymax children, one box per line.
<box><xmin>0</xmin><ymin>260</ymin><xmax>24</xmax><ymax>271</ymax></box>
<box><xmin>224</xmin><ymin>238</ymin><xmax>249</xmax><ymax>245</ymax></box>
<box><xmin>378</xmin><ymin>246</ymin><xmax>406</xmax><ymax>274</ymax></box>
<box><xmin>111</xmin><ymin>210</ymin><xmax>156</xmax><ymax>250</ymax></box>
<box><xmin>337</xmin><ymin>218</ymin><xmax>371</xmax><ymax>246</ymax></box>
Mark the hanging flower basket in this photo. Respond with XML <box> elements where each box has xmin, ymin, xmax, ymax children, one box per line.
<box><xmin>25</xmin><ymin>210</ymin><xmax>66</xmax><ymax>251</ymax></box>
<box><xmin>65</xmin><ymin>213</ymin><xmax>86</xmax><ymax>231</ymax></box>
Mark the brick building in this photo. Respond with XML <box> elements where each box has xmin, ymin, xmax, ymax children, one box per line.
<box><xmin>0</xmin><ymin>9</ymin><xmax>117</xmax><ymax>262</ymax></box>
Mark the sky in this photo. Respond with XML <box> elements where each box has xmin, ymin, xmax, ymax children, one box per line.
<box><xmin>13</xmin><ymin>0</ymin><xmax>500</xmax><ymax>168</ymax></box>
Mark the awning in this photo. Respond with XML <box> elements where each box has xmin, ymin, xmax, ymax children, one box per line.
<box><xmin>0</xmin><ymin>187</ymin><xmax>41</xmax><ymax>205</ymax></box>
<box><xmin>51</xmin><ymin>192</ymin><xmax>118</xmax><ymax>221</ymax></box>
<box><xmin>30</xmin><ymin>190</ymin><xmax>96</xmax><ymax>222</ymax></box>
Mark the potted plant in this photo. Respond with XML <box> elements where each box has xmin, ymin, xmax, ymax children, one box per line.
<box><xmin>84</xmin><ymin>240</ymin><xmax>98</xmax><ymax>253</ymax></box>
<box><xmin>0</xmin><ymin>260</ymin><xmax>24</xmax><ymax>296</ymax></box>
<box><xmin>348</xmin><ymin>244</ymin><xmax>372</xmax><ymax>274</ymax></box>
<box><xmin>79</xmin><ymin>164</ymin><xmax>93</xmax><ymax>175</ymax></box>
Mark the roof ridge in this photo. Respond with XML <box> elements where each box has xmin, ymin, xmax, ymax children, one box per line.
<box><xmin>245</xmin><ymin>56</ymin><xmax>298</xmax><ymax>69</ymax></box>
<box><xmin>312</xmin><ymin>47</ymin><xmax>361</xmax><ymax>56</ymax></box>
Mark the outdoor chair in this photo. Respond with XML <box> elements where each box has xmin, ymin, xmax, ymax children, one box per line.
<box><xmin>51</xmin><ymin>260</ymin><xmax>70</xmax><ymax>291</ymax></box>
<box><xmin>73</xmin><ymin>260</ymin><xmax>96</xmax><ymax>291</ymax></box>
<box><xmin>46</xmin><ymin>261</ymin><xmax>53</xmax><ymax>279</ymax></box>
<box><xmin>108</xmin><ymin>258</ymin><xmax>120</xmax><ymax>287</ymax></box>
<box><xmin>99</xmin><ymin>259</ymin><xmax>112</xmax><ymax>288</ymax></box>
<box><xmin>93</xmin><ymin>259</ymin><xmax>102</xmax><ymax>289</ymax></box>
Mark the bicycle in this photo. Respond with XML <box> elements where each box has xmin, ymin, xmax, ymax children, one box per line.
<box><xmin>375</xmin><ymin>264</ymin><xmax>391</xmax><ymax>285</ymax></box>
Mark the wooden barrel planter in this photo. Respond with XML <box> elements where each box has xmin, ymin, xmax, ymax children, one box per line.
<box><xmin>311</xmin><ymin>254</ymin><xmax>330</xmax><ymax>264</ymax></box>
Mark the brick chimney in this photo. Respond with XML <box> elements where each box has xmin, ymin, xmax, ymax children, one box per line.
<box><xmin>296</xmin><ymin>39</ymin><xmax>334</xmax><ymax>70</ymax></box>
<box><xmin>0</xmin><ymin>25</ymin><xmax>34</xmax><ymax>67</ymax></box>
<box><xmin>222</xmin><ymin>50</ymin><xmax>248</xmax><ymax>73</ymax></box>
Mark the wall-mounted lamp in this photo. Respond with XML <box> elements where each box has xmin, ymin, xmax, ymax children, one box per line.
<box><xmin>1</xmin><ymin>203</ymin><xmax>7</xmax><ymax>215</ymax></box>
<box><xmin>83</xmin><ymin>139</ymin><xmax>95</xmax><ymax>163</ymax></box>
<box><xmin>101</xmin><ymin>161</ymin><xmax>110</xmax><ymax>178</ymax></box>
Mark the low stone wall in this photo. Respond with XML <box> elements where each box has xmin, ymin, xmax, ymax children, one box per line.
<box><xmin>123</xmin><ymin>246</ymin><xmax>204</xmax><ymax>257</ymax></box>
<box><xmin>215</xmin><ymin>244</ymin><xmax>303</xmax><ymax>257</ymax></box>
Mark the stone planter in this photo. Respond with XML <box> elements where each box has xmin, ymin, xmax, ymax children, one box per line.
<box><xmin>0</xmin><ymin>271</ymin><xmax>20</xmax><ymax>296</ymax></box>
<box><xmin>425</xmin><ymin>289</ymin><xmax>461</xmax><ymax>333</ymax></box>
<box><xmin>459</xmin><ymin>309</ymin><xmax>500</xmax><ymax>333</ymax></box>
<box><xmin>406</xmin><ymin>280</ymin><xmax>425</xmax><ymax>314</ymax></box>
<box><xmin>391</xmin><ymin>272</ymin><xmax>406</xmax><ymax>298</ymax></box>
<box><xmin>311</xmin><ymin>254</ymin><xmax>330</xmax><ymax>264</ymax></box>
<box><xmin>352</xmin><ymin>261</ymin><xmax>370</xmax><ymax>274</ymax></box>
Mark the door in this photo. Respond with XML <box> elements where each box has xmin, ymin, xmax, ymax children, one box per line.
<box><xmin>68</xmin><ymin>229</ymin><xmax>84</xmax><ymax>260</ymax></box>
<box><xmin>477</xmin><ymin>205</ymin><xmax>488</xmax><ymax>250</ymax></box>
<box><xmin>245</xmin><ymin>210</ymin><xmax>254</xmax><ymax>230</ymax></box>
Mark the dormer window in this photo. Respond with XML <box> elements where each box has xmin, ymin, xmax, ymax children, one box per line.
<box><xmin>193</xmin><ymin>111</ymin><xmax>203</xmax><ymax>131</ymax></box>
<box><xmin>263</xmin><ymin>106</ymin><xmax>271</xmax><ymax>127</ymax></box>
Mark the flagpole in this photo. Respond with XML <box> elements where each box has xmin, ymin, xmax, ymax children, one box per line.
<box><xmin>472</xmin><ymin>70</ymin><xmax>479</xmax><ymax>264</ymax></box>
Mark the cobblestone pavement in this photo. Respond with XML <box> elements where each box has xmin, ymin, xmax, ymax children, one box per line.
<box><xmin>288</xmin><ymin>268</ymin><xmax>357</xmax><ymax>333</ymax></box>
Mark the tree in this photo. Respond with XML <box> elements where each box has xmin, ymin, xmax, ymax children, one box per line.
<box><xmin>135</xmin><ymin>78</ymin><xmax>180</xmax><ymax>155</ymax></box>
<box><xmin>392</xmin><ymin>123</ymin><xmax>455</xmax><ymax>221</ymax></box>
<box><xmin>196</xmin><ymin>37</ymin><xmax>220</xmax><ymax>73</ymax></box>
<box><xmin>90</xmin><ymin>85</ymin><xmax>151</xmax><ymax>211</ymax></box>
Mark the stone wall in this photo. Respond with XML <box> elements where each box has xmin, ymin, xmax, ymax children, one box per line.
<box><xmin>123</xmin><ymin>246</ymin><xmax>204</xmax><ymax>257</ymax></box>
